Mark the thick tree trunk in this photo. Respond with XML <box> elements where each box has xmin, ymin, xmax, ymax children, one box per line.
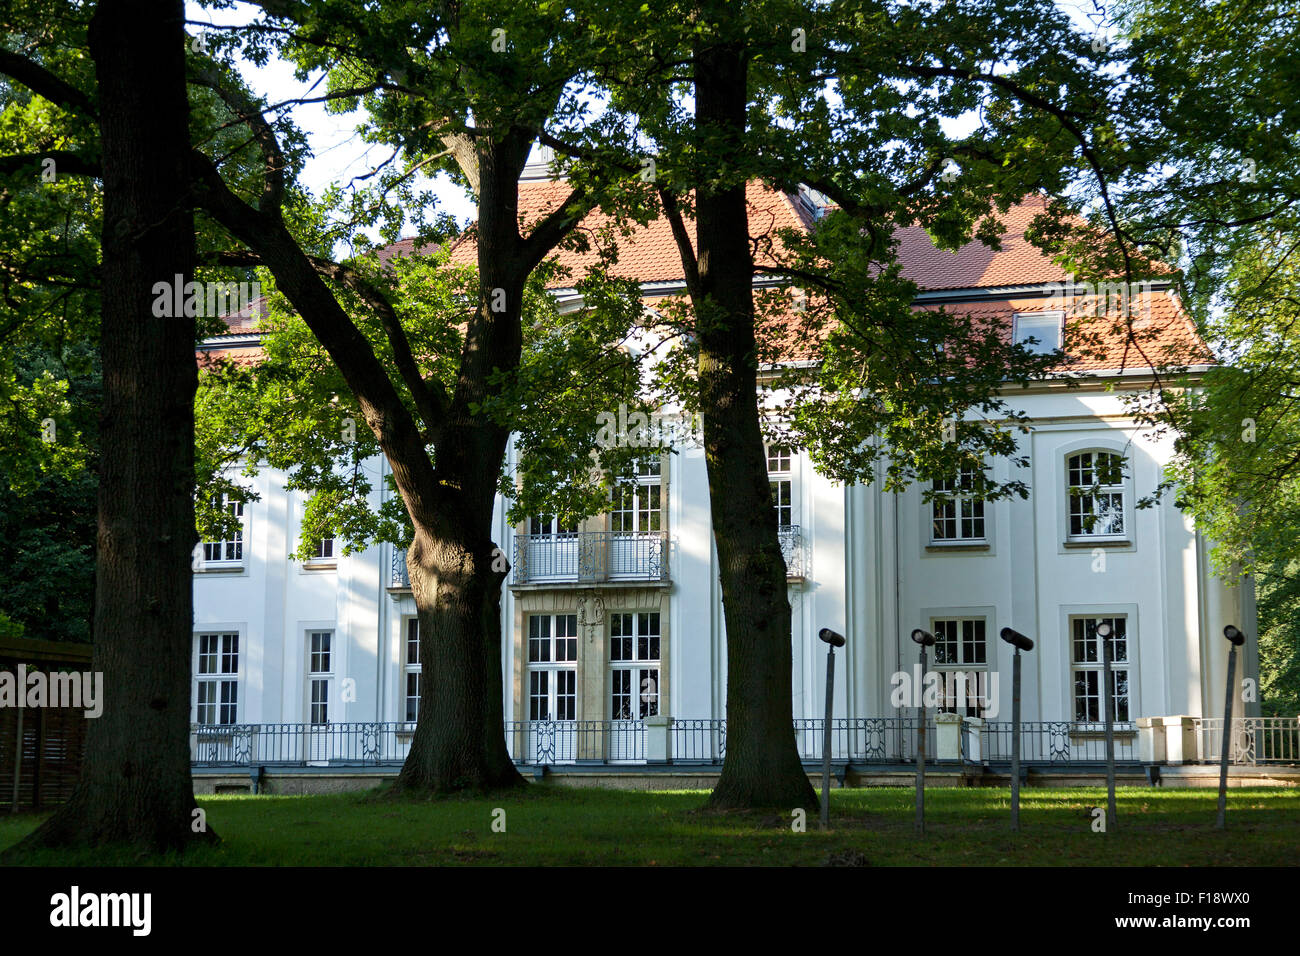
<box><xmin>693</xmin><ymin>34</ymin><xmax>819</xmax><ymax>811</ymax></box>
<box><xmin>394</xmin><ymin>140</ymin><xmax>530</xmax><ymax>794</ymax></box>
<box><xmin>6</xmin><ymin>0</ymin><xmax>213</xmax><ymax>853</ymax></box>
<box><xmin>394</xmin><ymin>532</ymin><xmax>520</xmax><ymax>792</ymax></box>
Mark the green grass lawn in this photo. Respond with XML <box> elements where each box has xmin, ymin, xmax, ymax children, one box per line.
<box><xmin>2</xmin><ymin>785</ymin><xmax>1298</xmax><ymax>866</ymax></box>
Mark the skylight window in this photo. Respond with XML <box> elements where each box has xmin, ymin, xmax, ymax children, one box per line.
<box><xmin>1013</xmin><ymin>312</ymin><xmax>1064</xmax><ymax>355</ymax></box>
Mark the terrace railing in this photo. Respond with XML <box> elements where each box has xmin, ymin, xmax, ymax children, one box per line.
<box><xmin>192</xmin><ymin>717</ymin><xmax>1162</xmax><ymax>769</ymax></box>
<box><xmin>1194</xmin><ymin>716</ymin><xmax>1300</xmax><ymax>765</ymax></box>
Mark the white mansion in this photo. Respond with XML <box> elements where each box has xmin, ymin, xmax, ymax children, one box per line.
<box><xmin>191</xmin><ymin>172</ymin><xmax>1258</xmax><ymax>769</ymax></box>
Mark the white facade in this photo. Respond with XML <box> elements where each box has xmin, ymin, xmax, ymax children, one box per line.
<box><xmin>191</xmin><ymin>341</ymin><xmax>1257</xmax><ymax>743</ymax></box>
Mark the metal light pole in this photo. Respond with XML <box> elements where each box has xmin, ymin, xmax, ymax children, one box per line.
<box><xmin>911</xmin><ymin>628</ymin><xmax>936</xmax><ymax>834</ymax></box>
<box><xmin>817</xmin><ymin>628</ymin><xmax>846</xmax><ymax>830</ymax></box>
<box><xmin>1097</xmin><ymin>622</ymin><xmax>1118</xmax><ymax>832</ymax></box>
<box><xmin>1217</xmin><ymin>625</ymin><xmax>1246</xmax><ymax>830</ymax></box>
<box><xmin>1000</xmin><ymin>627</ymin><xmax>1035</xmax><ymax>832</ymax></box>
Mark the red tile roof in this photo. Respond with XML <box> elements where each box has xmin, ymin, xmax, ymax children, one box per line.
<box><xmin>204</xmin><ymin>182</ymin><xmax>1208</xmax><ymax>375</ymax></box>
<box><xmin>440</xmin><ymin>180</ymin><xmax>810</xmax><ymax>282</ymax></box>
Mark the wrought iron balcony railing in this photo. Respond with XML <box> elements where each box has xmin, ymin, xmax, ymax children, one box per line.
<box><xmin>391</xmin><ymin>527</ymin><xmax>801</xmax><ymax>588</ymax></box>
<box><xmin>778</xmin><ymin>525</ymin><xmax>805</xmax><ymax>579</ymax></box>
<box><xmin>512</xmin><ymin>531</ymin><xmax>668</xmax><ymax>585</ymax></box>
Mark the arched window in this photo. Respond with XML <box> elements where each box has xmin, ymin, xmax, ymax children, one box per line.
<box><xmin>1066</xmin><ymin>451</ymin><xmax>1126</xmax><ymax>539</ymax></box>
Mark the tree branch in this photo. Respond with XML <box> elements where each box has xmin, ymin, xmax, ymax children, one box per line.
<box><xmin>0</xmin><ymin>49</ymin><xmax>97</xmax><ymax>116</ymax></box>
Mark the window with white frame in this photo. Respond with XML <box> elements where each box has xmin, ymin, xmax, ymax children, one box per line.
<box><xmin>612</xmin><ymin>460</ymin><xmax>661</xmax><ymax>533</ymax></box>
<box><xmin>931</xmin><ymin>618</ymin><xmax>989</xmax><ymax>716</ymax></box>
<box><xmin>404</xmin><ymin>618</ymin><xmax>421</xmax><ymax>723</ymax></box>
<box><xmin>195</xmin><ymin>632</ymin><xmax>239</xmax><ymax>725</ymax></box>
<box><xmin>1066</xmin><ymin>451</ymin><xmax>1127</xmax><ymax>539</ymax></box>
<box><xmin>309</xmin><ymin>536</ymin><xmax>335</xmax><ymax>560</ymax></box>
<box><xmin>1071</xmin><ymin>616</ymin><xmax>1131</xmax><ymax>724</ymax></box>
<box><xmin>767</xmin><ymin>446</ymin><xmax>793</xmax><ymax>528</ymax></box>
<box><xmin>526</xmin><ymin>614</ymin><xmax>578</xmax><ymax>721</ymax></box>
<box><xmin>528</xmin><ymin>514</ymin><xmax>578</xmax><ymax>536</ymax></box>
<box><xmin>610</xmin><ymin>612</ymin><xmax>660</xmax><ymax>720</ymax></box>
<box><xmin>307</xmin><ymin>630</ymin><xmax>333</xmax><ymax>725</ymax></box>
<box><xmin>1013</xmin><ymin>312</ymin><xmax>1063</xmax><ymax>355</ymax></box>
<box><xmin>201</xmin><ymin>494</ymin><xmax>245</xmax><ymax>563</ymax></box>
<box><xmin>931</xmin><ymin>465</ymin><xmax>986</xmax><ymax>542</ymax></box>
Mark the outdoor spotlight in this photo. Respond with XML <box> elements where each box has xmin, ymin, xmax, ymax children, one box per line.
<box><xmin>818</xmin><ymin>628</ymin><xmax>846</xmax><ymax>647</ymax></box>
<box><xmin>999</xmin><ymin>627</ymin><xmax>1034</xmax><ymax>651</ymax></box>
<box><xmin>1224</xmin><ymin>625</ymin><xmax>1245</xmax><ymax>646</ymax></box>
<box><xmin>910</xmin><ymin>628</ymin><xmax>935</xmax><ymax>646</ymax></box>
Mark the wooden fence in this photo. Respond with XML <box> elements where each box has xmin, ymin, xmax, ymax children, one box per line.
<box><xmin>0</xmin><ymin>636</ymin><xmax>92</xmax><ymax>812</ymax></box>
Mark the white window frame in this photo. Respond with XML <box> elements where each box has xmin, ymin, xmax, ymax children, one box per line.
<box><xmin>193</xmin><ymin>631</ymin><xmax>241</xmax><ymax>725</ymax></box>
<box><xmin>609</xmin><ymin>611</ymin><xmax>661</xmax><ymax>720</ymax></box>
<box><xmin>1064</xmin><ymin>449</ymin><xmax>1129</xmax><ymax>543</ymax></box>
<box><xmin>306</xmin><ymin>629</ymin><xmax>334</xmax><ymax>725</ymax></box>
<box><xmin>403</xmin><ymin>617</ymin><xmax>421</xmax><ymax>724</ymax></box>
<box><xmin>528</xmin><ymin>514</ymin><xmax>579</xmax><ymax>536</ymax></box>
<box><xmin>611</xmin><ymin>460</ymin><xmax>662</xmax><ymax>534</ymax></box>
<box><xmin>526</xmin><ymin>613</ymin><xmax>578</xmax><ymax>722</ymax></box>
<box><xmin>929</xmin><ymin>616</ymin><xmax>990</xmax><ymax>717</ymax></box>
<box><xmin>767</xmin><ymin>446</ymin><xmax>794</xmax><ymax>529</ymax></box>
<box><xmin>199</xmin><ymin>494</ymin><xmax>246</xmax><ymax>569</ymax></box>
<box><xmin>1068</xmin><ymin>614</ymin><xmax>1134</xmax><ymax>728</ymax></box>
<box><xmin>1013</xmin><ymin>311</ymin><xmax>1064</xmax><ymax>355</ymax></box>
<box><xmin>929</xmin><ymin>464</ymin><xmax>987</xmax><ymax>544</ymax></box>
<box><xmin>306</xmin><ymin>535</ymin><xmax>335</xmax><ymax>562</ymax></box>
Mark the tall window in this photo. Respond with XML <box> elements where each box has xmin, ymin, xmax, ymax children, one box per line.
<box><xmin>1071</xmin><ymin>616</ymin><xmax>1131</xmax><ymax>723</ymax></box>
<box><xmin>195</xmin><ymin>632</ymin><xmax>239</xmax><ymax>725</ymax></box>
<box><xmin>527</xmin><ymin>614</ymin><xmax>578</xmax><ymax>721</ymax></box>
<box><xmin>1067</xmin><ymin>451</ymin><xmax>1126</xmax><ymax>538</ymax></box>
<box><xmin>610</xmin><ymin>612</ymin><xmax>660</xmax><ymax>720</ymax></box>
<box><xmin>307</xmin><ymin>631</ymin><xmax>333</xmax><ymax>725</ymax></box>
<box><xmin>767</xmin><ymin>446</ymin><xmax>792</xmax><ymax>528</ymax></box>
<box><xmin>931</xmin><ymin>618</ymin><xmax>989</xmax><ymax>716</ymax></box>
<box><xmin>612</xmin><ymin>460</ymin><xmax>661</xmax><ymax>533</ymax></box>
<box><xmin>931</xmin><ymin>465</ymin><xmax>986</xmax><ymax>542</ymax></box>
<box><xmin>202</xmin><ymin>495</ymin><xmax>244</xmax><ymax>563</ymax></box>
<box><xmin>404</xmin><ymin>618</ymin><xmax>421</xmax><ymax>722</ymax></box>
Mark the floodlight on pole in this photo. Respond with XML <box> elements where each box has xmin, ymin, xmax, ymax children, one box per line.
<box><xmin>911</xmin><ymin>627</ymin><xmax>934</xmax><ymax>833</ymax></box>
<box><xmin>817</xmin><ymin>628</ymin><xmax>846</xmax><ymax>830</ymax></box>
<box><xmin>1000</xmin><ymin>626</ymin><xmax>1034</xmax><ymax>831</ymax></box>
<box><xmin>1217</xmin><ymin>625</ymin><xmax>1247</xmax><ymax>829</ymax></box>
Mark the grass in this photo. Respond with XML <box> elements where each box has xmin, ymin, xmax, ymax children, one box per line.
<box><xmin>2</xmin><ymin>785</ymin><xmax>1298</xmax><ymax>866</ymax></box>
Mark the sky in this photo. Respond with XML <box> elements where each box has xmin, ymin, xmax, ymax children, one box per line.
<box><xmin>189</xmin><ymin>0</ymin><xmax>1114</xmax><ymax>242</ymax></box>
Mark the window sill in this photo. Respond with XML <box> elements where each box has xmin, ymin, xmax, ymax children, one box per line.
<box><xmin>1063</xmin><ymin>538</ymin><xmax>1131</xmax><ymax>549</ymax></box>
<box><xmin>302</xmin><ymin>561</ymin><xmax>337</xmax><ymax>571</ymax></box>
<box><xmin>194</xmin><ymin>563</ymin><xmax>246</xmax><ymax>574</ymax></box>
<box><xmin>925</xmin><ymin>542</ymin><xmax>990</xmax><ymax>553</ymax></box>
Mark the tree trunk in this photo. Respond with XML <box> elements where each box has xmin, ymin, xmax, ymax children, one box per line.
<box><xmin>394</xmin><ymin>532</ymin><xmax>520</xmax><ymax>792</ymax></box>
<box><xmin>6</xmin><ymin>0</ymin><xmax>213</xmax><ymax>853</ymax></box>
<box><xmin>693</xmin><ymin>32</ymin><xmax>819</xmax><ymax>811</ymax></box>
<box><xmin>394</xmin><ymin>139</ymin><xmax>530</xmax><ymax>794</ymax></box>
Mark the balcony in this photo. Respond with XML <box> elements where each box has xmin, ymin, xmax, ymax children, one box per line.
<box><xmin>390</xmin><ymin>527</ymin><xmax>801</xmax><ymax>589</ymax></box>
<box><xmin>511</xmin><ymin>531</ymin><xmax>669</xmax><ymax>587</ymax></box>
